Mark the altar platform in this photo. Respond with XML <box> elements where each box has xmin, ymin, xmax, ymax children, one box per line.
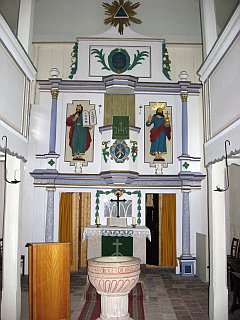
<box><xmin>83</xmin><ymin>225</ymin><xmax>151</xmax><ymax>264</ymax></box>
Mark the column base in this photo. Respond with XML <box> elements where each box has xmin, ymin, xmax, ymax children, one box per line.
<box><xmin>100</xmin><ymin>293</ymin><xmax>130</xmax><ymax>320</ymax></box>
<box><xmin>178</xmin><ymin>257</ymin><xmax>196</xmax><ymax>276</ymax></box>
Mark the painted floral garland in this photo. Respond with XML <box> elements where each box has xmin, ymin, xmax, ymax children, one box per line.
<box><xmin>69</xmin><ymin>42</ymin><xmax>78</xmax><ymax>79</ymax></box>
<box><xmin>162</xmin><ymin>43</ymin><xmax>171</xmax><ymax>80</ymax></box>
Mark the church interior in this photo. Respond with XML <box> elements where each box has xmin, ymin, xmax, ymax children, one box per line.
<box><xmin>0</xmin><ymin>0</ymin><xmax>240</xmax><ymax>319</ymax></box>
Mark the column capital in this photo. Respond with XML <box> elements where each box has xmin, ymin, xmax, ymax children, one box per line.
<box><xmin>180</xmin><ymin>91</ymin><xmax>188</xmax><ymax>102</ymax></box>
<box><xmin>46</xmin><ymin>186</ymin><xmax>56</xmax><ymax>192</ymax></box>
<box><xmin>51</xmin><ymin>88</ymin><xmax>59</xmax><ymax>99</ymax></box>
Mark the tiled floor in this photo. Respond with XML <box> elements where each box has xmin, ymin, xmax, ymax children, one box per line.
<box><xmin>0</xmin><ymin>267</ymin><xmax>238</xmax><ymax>319</ymax></box>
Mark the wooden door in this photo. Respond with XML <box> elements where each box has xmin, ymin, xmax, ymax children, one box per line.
<box><xmin>146</xmin><ymin>194</ymin><xmax>159</xmax><ymax>265</ymax></box>
<box><xmin>28</xmin><ymin>243</ymin><xmax>70</xmax><ymax>320</ymax></box>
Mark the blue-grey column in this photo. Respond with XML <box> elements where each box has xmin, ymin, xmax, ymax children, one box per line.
<box><xmin>181</xmin><ymin>190</ymin><xmax>192</xmax><ymax>258</ymax></box>
<box><xmin>45</xmin><ymin>188</ymin><xmax>55</xmax><ymax>242</ymax></box>
<box><xmin>181</xmin><ymin>92</ymin><xmax>189</xmax><ymax>156</ymax></box>
<box><xmin>49</xmin><ymin>88</ymin><xmax>59</xmax><ymax>154</ymax></box>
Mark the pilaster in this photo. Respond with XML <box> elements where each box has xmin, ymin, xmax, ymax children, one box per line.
<box><xmin>208</xmin><ymin>162</ymin><xmax>228</xmax><ymax>320</ymax></box>
<box><xmin>1</xmin><ymin>157</ymin><xmax>21</xmax><ymax>320</ymax></box>
<box><xmin>45</xmin><ymin>187</ymin><xmax>56</xmax><ymax>242</ymax></box>
<box><xmin>49</xmin><ymin>84</ymin><xmax>59</xmax><ymax>154</ymax></box>
<box><xmin>199</xmin><ymin>0</ymin><xmax>218</xmax><ymax>57</ymax></box>
<box><xmin>180</xmin><ymin>91</ymin><xmax>189</xmax><ymax>156</ymax></box>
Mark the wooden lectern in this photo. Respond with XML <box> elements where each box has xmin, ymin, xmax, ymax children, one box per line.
<box><xmin>27</xmin><ymin>242</ymin><xmax>70</xmax><ymax>320</ymax></box>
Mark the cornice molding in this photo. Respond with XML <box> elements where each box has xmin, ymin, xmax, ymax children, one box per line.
<box><xmin>30</xmin><ymin>170</ymin><xmax>205</xmax><ymax>188</ymax></box>
<box><xmin>37</xmin><ymin>79</ymin><xmax>202</xmax><ymax>95</ymax></box>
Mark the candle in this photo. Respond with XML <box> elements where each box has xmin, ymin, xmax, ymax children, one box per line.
<box><xmin>132</xmin><ymin>217</ymin><xmax>136</xmax><ymax>225</ymax></box>
<box><xmin>96</xmin><ymin>216</ymin><xmax>100</xmax><ymax>225</ymax></box>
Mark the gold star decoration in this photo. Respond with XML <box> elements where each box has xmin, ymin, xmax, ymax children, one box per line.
<box><xmin>102</xmin><ymin>0</ymin><xmax>142</xmax><ymax>35</ymax></box>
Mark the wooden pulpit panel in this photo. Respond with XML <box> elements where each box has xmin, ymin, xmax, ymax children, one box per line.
<box><xmin>28</xmin><ymin>242</ymin><xmax>70</xmax><ymax>320</ymax></box>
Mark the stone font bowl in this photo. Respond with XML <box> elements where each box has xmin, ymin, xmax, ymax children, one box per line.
<box><xmin>88</xmin><ymin>256</ymin><xmax>141</xmax><ymax>295</ymax></box>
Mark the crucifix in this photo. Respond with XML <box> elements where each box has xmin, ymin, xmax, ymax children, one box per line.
<box><xmin>112</xmin><ymin>239</ymin><xmax>123</xmax><ymax>256</ymax></box>
<box><xmin>110</xmin><ymin>189</ymin><xmax>126</xmax><ymax>218</ymax></box>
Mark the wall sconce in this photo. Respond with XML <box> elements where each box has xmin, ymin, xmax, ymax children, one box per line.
<box><xmin>214</xmin><ymin>139</ymin><xmax>230</xmax><ymax>192</ymax></box>
<box><xmin>139</xmin><ymin>104</ymin><xmax>143</xmax><ymax>114</ymax></box>
<box><xmin>1</xmin><ymin>135</ymin><xmax>21</xmax><ymax>184</ymax></box>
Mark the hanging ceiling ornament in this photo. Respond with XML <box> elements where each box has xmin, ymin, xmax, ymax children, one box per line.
<box><xmin>102</xmin><ymin>0</ymin><xmax>142</xmax><ymax>35</ymax></box>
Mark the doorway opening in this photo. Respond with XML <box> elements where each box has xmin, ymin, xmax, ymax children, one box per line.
<box><xmin>146</xmin><ymin>193</ymin><xmax>177</xmax><ymax>267</ymax></box>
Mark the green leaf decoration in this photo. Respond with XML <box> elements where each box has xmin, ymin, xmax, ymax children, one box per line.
<box><xmin>162</xmin><ymin>43</ymin><xmax>171</xmax><ymax>80</ymax></box>
<box><xmin>102</xmin><ymin>142</ymin><xmax>110</xmax><ymax>163</ymax></box>
<box><xmin>128</xmin><ymin>50</ymin><xmax>149</xmax><ymax>70</ymax></box>
<box><xmin>91</xmin><ymin>48</ymin><xmax>110</xmax><ymax>71</ymax></box>
<box><xmin>131</xmin><ymin>141</ymin><xmax>138</xmax><ymax>162</ymax></box>
<box><xmin>132</xmin><ymin>191</ymin><xmax>138</xmax><ymax>195</ymax></box>
<box><xmin>69</xmin><ymin>42</ymin><xmax>78</xmax><ymax>79</ymax></box>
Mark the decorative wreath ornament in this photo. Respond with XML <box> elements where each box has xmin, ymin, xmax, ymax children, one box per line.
<box><xmin>110</xmin><ymin>140</ymin><xmax>130</xmax><ymax>163</ymax></box>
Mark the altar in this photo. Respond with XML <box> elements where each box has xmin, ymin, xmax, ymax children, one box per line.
<box><xmin>82</xmin><ymin>225</ymin><xmax>151</xmax><ymax>264</ymax></box>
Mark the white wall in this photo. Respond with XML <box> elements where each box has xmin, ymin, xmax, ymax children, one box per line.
<box><xmin>0</xmin><ymin>14</ymin><xmax>36</xmax><ymax>159</ymax></box>
<box><xmin>199</xmin><ymin>6</ymin><xmax>240</xmax><ymax>165</ymax></box>
<box><xmin>228</xmin><ymin>164</ymin><xmax>240</xmax><ymax>251</ymax></box>
<box><xmin>198</xmin><ymin>6</ymin><xmax>240</xmax><ymax>318</ymax></box>
<box><xmin>32</xmin><ymin>0</ymin><xmax>202</xmax><ymax>43</ymax></box>
<box><xmin>210</xmin><ymin>37</ymin><xmax>240</xmax><ymax>137</ymax></box>
<box><xmin>32</xmin><ymin>42</ymin><xmax>203</xmax><ymax>83</ymax></box>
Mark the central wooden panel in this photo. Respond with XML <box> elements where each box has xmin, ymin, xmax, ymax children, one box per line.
<box><xmin>104</xmin><ymin>94</ymin><xmax>135</xmax><ymax>126</ymax></box>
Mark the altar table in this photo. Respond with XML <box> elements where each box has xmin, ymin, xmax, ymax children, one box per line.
<box><xmin>82</xmin><ymin>225</ymin><xmax>151</xmax><ymax>264</ymax></box>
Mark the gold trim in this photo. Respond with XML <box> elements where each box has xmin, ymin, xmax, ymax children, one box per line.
<box><xmin>51</xmin><ymin>88</ymin><xmax>59</xmax><ymax>99</ymax></box>
<box><xmin>180</xmin><ymin>92</ymin><xmax>188</xmax><ymax>102</ymax></box>
<box><xmin>151</xmin><ymin>102</ymin><xmax>167</xmax><ymax>111</ymax></box>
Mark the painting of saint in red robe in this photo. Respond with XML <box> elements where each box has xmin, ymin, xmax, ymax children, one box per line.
<box><xmin>66</xmin><ymin>104</ymin><xmax>92</xmax><ymax>160</ymax></box>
